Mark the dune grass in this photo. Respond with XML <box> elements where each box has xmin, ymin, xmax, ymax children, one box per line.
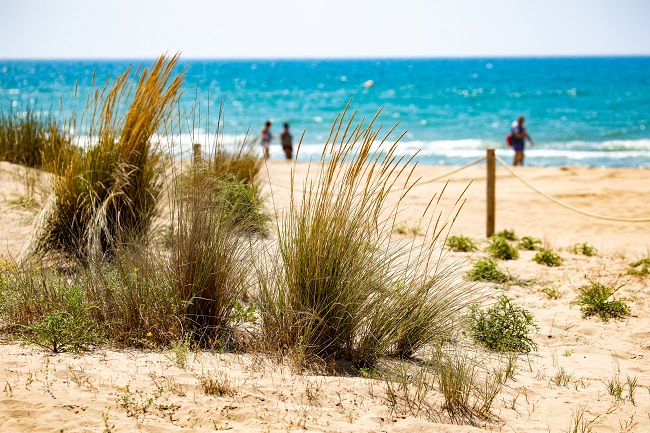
<box><xmin>0</xmin><ymin>106</ymin><xmax>71</xmax><ymax>169</ymax></box>
<box><xmin>26</xmin><ymin>54</ymin><xmax>185</xmax><ymax>263</ymax></box>
<box><xmin>258</xmin><ymin>107</ymin><xmax>478</xmax><ymax>369</ymax></box>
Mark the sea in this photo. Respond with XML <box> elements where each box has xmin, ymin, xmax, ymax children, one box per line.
<box><xmin>1</xmin><ymin>57</ymin><xmax>649</xmax><ymax>167</ymax></box>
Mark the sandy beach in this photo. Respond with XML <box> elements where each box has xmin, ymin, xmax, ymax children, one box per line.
<box><xmin>1</xmin><ymin>159</ymin><xmax>650</xmax><ymax>432</ymax></box>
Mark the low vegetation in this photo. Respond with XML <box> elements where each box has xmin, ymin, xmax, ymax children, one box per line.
<box><xmin>465</xmin><ymin>258</ymin><xmax>509</xmax><ymax>283</ymax></box>
<box><xmin>533</xmin><ymin>248</ymin><xmax>563</xmax><ymax>266</ymax></box>
<box><xmin>492</xmin><ymin>229</ymin><xmax>517</xmax><ymax>241</ymax></box>
<box><xmin>445</xmin><ymin>235</ymin><xmax>478</xmax><ymax>252</ymax></box>
<box><xmin>572</xmin><ymin>242</ymin><xmax>598</xmax><ymax>256</ymax></box>
<box><xmin>574</xmin><ymin>282</ymin><xmax>631</xmax><ymax>322</ymax></box>
<box><xmin>465</xmin><ymin>295</ymin><xmax>538</xmax><ymax>353</ymax></box>
<box><xmin>517</xmin><ymin>236</ymin><xmax>541</xmax><ymax>251</ymax></box>
<box><xmin>486</xmin><ymin>236</ymin><xmax>519</xmax><ymax>260</ymax></box>
<box><xmin>627</xmin><ymin>258</ymin><xmax>650</xmax><ymax>276</ymax></box>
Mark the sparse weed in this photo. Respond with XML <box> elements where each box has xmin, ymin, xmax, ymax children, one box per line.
<box><xmin>574</xmin><ymin>282</ymin><xmax>631</xmax><ymax>322</ymax></box>
<box><xmin>550</xmin><ymin>367</ymin><xmax>573</xmax><ymax>387</ymax></box>
<box><xmin>533</xmin><ymin>248</ymin><xmax>563</xmax><ymax>267</ymax></box>
<box><xmin>466</xmin><ymin>295</ymin><xmax>538</xmax><ymax>353</ymax></box>
<box><xmin>606</xmin><ymin>374</ymin><xmax>637</xmax><ymax>404</ymax></box>
<box><xmin>199</xmin><ymin>371</ymin><xmax>236</xmax><ymax>397</ymax></box>
<box><xmin>573</xmin><ymin>242</ymin><xmax>598</xmax><ymax>257</ymax></box>
<box><xmin>567</xmin><ymin>403</ymin><xmax>600</xmax><ymax>433</ymax></box>
<box><xmin>627</xmin><ymin>258</ymin><xmax>650</xmax><ymax>276</ymax></box>
<box><xmin>517</xmin><ymin>236</ymin><xmax>541</xmax><ymax>251</ymax></box>
<box><xmin>540</xmin><ymin>286</ymin><xmax>564</xmax><ymax>300</ymax></box>
<box><xmin>445</xmin><ymin>235</ymin><xmax>478</xmax><ymax>252</ymax></box>
<box><xmin>465</xmin><ymin>258</ymin><xmax>509</xmax><ymax>283</ymax></box>
<box><xmin>486</xmin><ymin>236</ymin><xmax>519</xmax><ymax>260</ymax></box>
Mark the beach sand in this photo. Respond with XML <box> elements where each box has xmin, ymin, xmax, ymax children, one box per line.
<box><xmin>1</xmin><ymin>159</ymin><xmax>650</xmax><ymax>432</ymax></box>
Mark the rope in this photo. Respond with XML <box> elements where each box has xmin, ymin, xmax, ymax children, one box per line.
<box><xmin>266</xmin><ymin>155</ymin><xmax>487</xmax><ymax>195</ymax></box>
<box><xmin>406</xmin><ymin>156</ymin><xmax>486</xmax><ymax>189</ymax></box>
<box><xmin>495</xmin><ymin>155</ymin><xmax>650</xmax><ymax>223</ymax></box>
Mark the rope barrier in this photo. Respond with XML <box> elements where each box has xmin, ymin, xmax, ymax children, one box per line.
<box><xmin>405</xmin><ymin>156</ymin><xmax>486</xmax><ymax>189</ymax></box>
<box><xmin>264</xmin><ymin>152</ymin><xmax>649</xmax><ymax>224</ymax></box>
<box><xmin>495</xmin><ymin>154</ymin><xmax>650</xmax><ymax>223</ymax></box>
<box><xmin>266</xmin><ymin>155</ymin><xmax>487</xmax><ymax>195</ymax></box>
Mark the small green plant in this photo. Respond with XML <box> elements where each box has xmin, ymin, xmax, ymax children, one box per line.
<box><xmin>493</xmin><ymin>229</ymin><xmax>517</xmax><ymax>241</ymax></box>
<box><xmin>445</xmin><ymin>235</ymin><xmax>478</xmax><ymax>252</ymax></box>
<box><xmin>22</xmin><ymin>286</ymin><xmax>102</xmax><ymax>353</ymax></box>
<box><xmin>573</xmin><ymin>242</ymin><xmax>598</xmax><ymax>256</ymax></box>
<box><xmin>533</xmin><ymin>248</ymin><xmax>563</xmax><ymax>266</ymax></box>
<box><xmin>551</xmin><ymin>367</ymin><xmax>573</xmax><ymax>387</ymax></box>
<box><xmin>466</xmin><ymin>295</ymin><xmax>538</xmax><ymax>353</ymax></box>
<box><xmin>517</xmin><ymin>236</ymin><xmax>541</xmax><ymax>251</ymax></box>
<box><xmin>605</xmin><ymin>374</ymin><xmax>637</xmax><ymax>404</ymax></box>
<box><xmin>540</xmin><ymin>286</ymin><xmax>564</xmax><ymax>300</ymax></box>
<box><xmin>627</xmin><ymin>258</ymin><xmax>650</xmax><ymax>276</ymax></box>
<box><xmin>486</xmin><ymin>236</ymin><xmax>519</xmax><ymax>260</ymax></box>
<box><xmin>465</xmin><ymin>258</ymin><xmax>509</xmax><ymax>283</ymax></box>
<box><xmin>232</xmin><ymin>300</ymin><xmax>258</xmax><ymax>323</ymax></box>
<box><xmin>574</xmin><ymin>282</ymin><xmax>631</xmax><ymax>322</ymax></box>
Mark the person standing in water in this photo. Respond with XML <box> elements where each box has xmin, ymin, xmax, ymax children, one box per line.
<box><xmin>260</xmin><ymin>120</ymin><xmax>272</xmax><ymax>159</ymax></box>
<box><xmin>511</xmin><ymin>116</ymin><xmax>534</xmax><ymax>166</ymax></box>
<box><xmin>280</xmin><ymin>122</ymin><xmax>293</xmax><ymax>160</ymax></box>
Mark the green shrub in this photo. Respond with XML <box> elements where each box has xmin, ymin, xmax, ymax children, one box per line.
<box><xmin>627</xmin><ymin>258</ymin><xmax>650</xmax><ymax>276</ymax></box>
<box><xmin>572</xmin><ymin>242</ymin><xmax>598</xmax><ymax>257</ymax></box>
<box><xmin>533</xmin><ymin>248</ymin><xmax>563</xmax><ymax>266</ymax></box>
<box><xmin>493</xmin><ymin>229</ymin><xmax>517</xmax><ymax>241</ymax></box>
<box><xmin>486</xmin><ymin>237</ymin><xmax>519</xmax><ymax>260</ymax></box>
<box><xmin>466</xmin><ymin>295</ymin><xmax>538</xmax><ymax>353</ymax></box>
<box><xmin>517</xmin><ymin>236</ymin><xmax>541</xmax><ymax>251</ymax></box>
<box><xmin>22</xmin><ymin>285</ymin><xmax>103</xmax><ymax>353</ymax></box>
<box><xmin>466</xmin><ymin>258</ymin><xmax>509</xmax><ymax>283</ymax></box>
<box><xmin>574</xmin><ymin>282</ymin><xmax>631</xmax><ymax>322</ymax></box>
<box><xmin>446</xmin><ymin>235</ymin><xmax>478</xmax><ymax>252</ymax></box>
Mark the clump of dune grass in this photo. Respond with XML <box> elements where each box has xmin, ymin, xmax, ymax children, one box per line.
<box><xmin>466</xmin><ymin>295</ymin><xmax>538</xmax><ymax>353</ymax></box>
<box><xmin>26</xmin><ymin>54</ymin><xmax>185</xmax><ymax>263</ymax></box>
<box><xmin>533</xmin><ymin>248</ymin><xmax>563</xmax><ymax>266</ymax></box>
<box><xmin>0</xmin><ymin>106</ymin><xmax>71</xmax><ymax>169</ymax></box>
<box><xmin>446</xmin><ymin>235</ymin><xmax>478</xmax><ymax>252</ymax></box>
<box><xmin>257</xmin><ymin>107</ymin><xmax>478</xmax><ymax>369</ymax></box>
<box><xmin>486</xmin><ymin>236</ymin><xmax>519</xmax><ymax>260</ymax></box>
<box><xmin>574</xmin><ymin>282</ymin><xmax>631</xmax><ymax>322</ymax></box>
<box><xmin>465</xmin><ymin>258</ymin><xmax>509</xmax><ymax>283</ymax></box>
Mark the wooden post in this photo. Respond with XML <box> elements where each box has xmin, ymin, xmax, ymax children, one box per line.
<box><xmin>486</xmin><ymin>148</ymin><xmax>495</xmax><ymax>237</ymax></box>
<box><xmin>192</xmin><ymin>143</ymin><xmax>201</xmax><ymax>168</ymax></box>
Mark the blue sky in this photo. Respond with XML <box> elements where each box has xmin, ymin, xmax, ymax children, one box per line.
<box><xmin>1</xmin><ymin>0</ymin><xmax>649</xmax><ymax>59</ymax></box>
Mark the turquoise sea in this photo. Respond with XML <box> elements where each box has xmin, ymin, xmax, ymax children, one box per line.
<box><xmin>1</xmin><ymin>57</ymin><xmax>649</xmax><ymax>167</ymax></box>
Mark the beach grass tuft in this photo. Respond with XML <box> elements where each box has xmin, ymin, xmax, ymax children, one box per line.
<box><xmin>27</xmin><ymin>54</ymin><xmax>184</xmax><ymax>263</ymax></box>
<box><xmin>257</xmin><ymin>107</ymin><xmax>478</xmax><ymax>368</ymax></box>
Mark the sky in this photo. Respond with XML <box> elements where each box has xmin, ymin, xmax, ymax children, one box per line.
<box><xmin>1</xmin><ymin>0</ymin><xmax>649</xmax><ymax>59</ymax></box>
